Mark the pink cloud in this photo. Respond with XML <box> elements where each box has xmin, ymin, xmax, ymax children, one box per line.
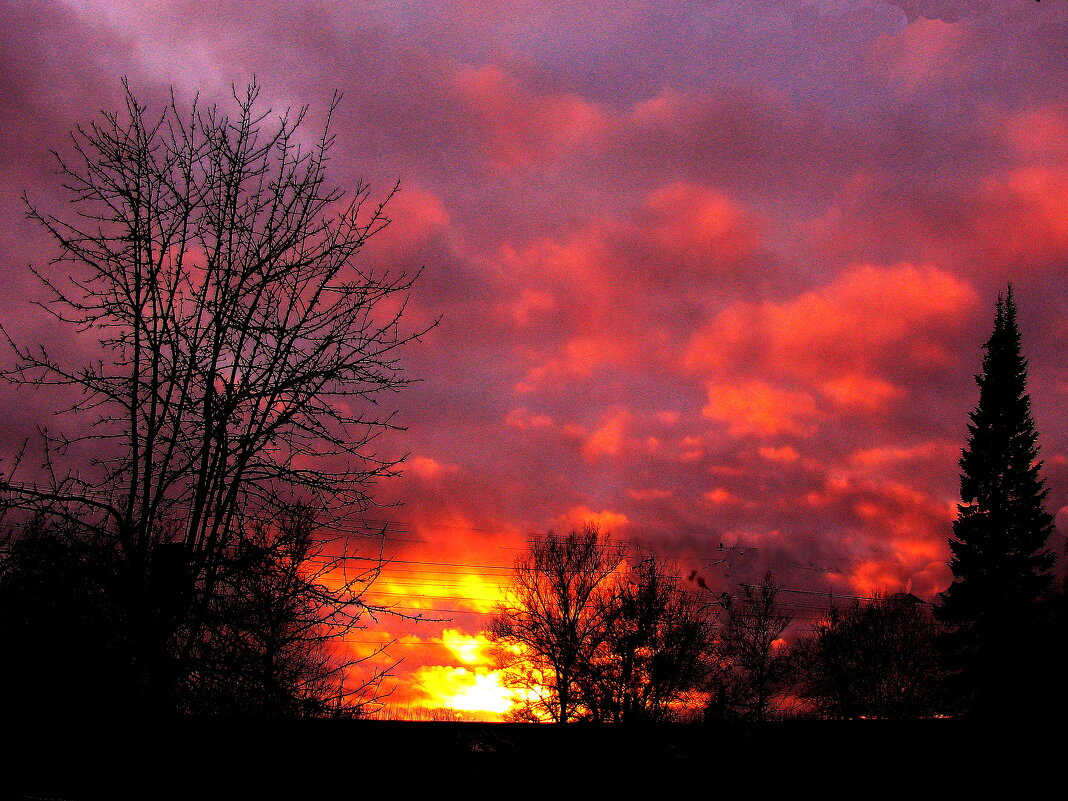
<box><xmin>689</xmin><ymin>265</ymin><xmax>977</xmax><ymax>378</ymax></box>
<box><xmin>556</xmin><ymin>506</ymin><xmax>629</xmax><ymax>534</ymax></box>
<box><xmin>581</xmin><ymin>408</ymin><xmax>632</xmax><ymax>460</ymax></box>
<box><xmin>1004</xmin><ymin>105</ymin><xmax>1068</xmax><ymax>162</ymax></box>
<box><xmin>686</xmin><ymin>264</ymin><xmax>979</xmax><ymax>440</ymax></box>
<box><xmin>643</xmin><ymin>181</ymin><xmax>761</xmax><ymax>265</ymax></box>
<box><xmin>405</xmin><ymin>455</ymin><xmax>457</xmax><ymax>481</ymax></box>
<box><xmin>454</xmin><ymin>64</ymin><xmax>606</xmax><ymax>170</ymax></box>
<box><xmin>870</xmin><ymin>17</ymin><xmax>970</xmax><ymax>93</ymax></box>
<box><xmin>372</xmin><ymin>186</ymin><xmax>451</xmax><ymax>258</ymax></box>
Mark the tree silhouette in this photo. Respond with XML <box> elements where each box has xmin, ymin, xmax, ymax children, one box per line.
<box><xmin>710</xmin><ymin>571</ymin><xmax>792</xmax><ymax>722</ymax></box>
<box><xmin>176</xmin><ymin>503</ymin><xmax>387</xmax><ymax>716</ymax></box>
<box><xmin>490</xmin><ymin>525</ymin><xmax>624</xmax><ymax>722</ymax></box>
<box><xmin>937</xmin><ymin>286</ymin><xmax>1055</xmax><ymax>717</ymax></box>
<box><xmin>793</xmin><ymin>593</ymin><xmax>942</xmax><ymax>719</ymax></box>
<box><xmin>580</xmin><ymin>554</ymin><xmax>715</xmax><ymax>723</ymax></box>
<box><xmin>0</xmin><ymin>81</ymin><xmax>427</xmax><ymax>715</ymax></box>
<box><xmin>0</xmin><ymin>516</ymin><xmax>136</xmax><ymax>719</ymax></box>
<box><xmin>491</xmin><ymin>534</ymin><xmax>716</xmax><ymax>723</ymax></box>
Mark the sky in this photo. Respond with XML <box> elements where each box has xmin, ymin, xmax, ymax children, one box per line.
<box><xmin>1</xmin><ymin>0</ymin><xmax>1067</xmax><ymax>718</ymax></box>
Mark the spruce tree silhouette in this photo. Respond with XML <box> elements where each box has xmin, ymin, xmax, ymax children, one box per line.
<box><xmin>937</xmin><ymin>285</ymin><xmax>1054</xmax><ymax>717</ymax></box>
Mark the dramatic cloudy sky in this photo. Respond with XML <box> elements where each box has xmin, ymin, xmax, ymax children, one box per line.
<box><xmin>2</xmin><ymin>0</ymin><xmax>1067</xmax><ymax>716</ymax></box>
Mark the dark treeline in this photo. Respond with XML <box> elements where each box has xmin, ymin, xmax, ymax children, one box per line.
<box><xmin>491</xmin><ymin>529</ymin><xmax>1065</xmax><ymax>722</ymax></box>
<box><xmin>491</xmin><ymin>288</ymin><xmax>1066</xmax><ymax>723</ymax></box>
<box><xmin>8</xmin><ymin>717</ymin><xmax>1061</xmax><ymax>798</ymax></box>
<box><xmin>0</xmin><ymin>507</ymin><xmax>374</xmax><ymax>719</ymax></box>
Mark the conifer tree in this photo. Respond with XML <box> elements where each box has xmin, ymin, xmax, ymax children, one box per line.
<box><xmin>937</xmin><ymin>285</ymin><xmax>1054</xmax><ymax>716</ymax></box>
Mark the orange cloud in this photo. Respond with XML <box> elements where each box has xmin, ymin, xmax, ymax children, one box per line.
<box><xmin>508</xmin><ymin>288</ymin><xmax>556</xmax><ymax>327</ymax></box>
<box><xmin>405</xmin><ymin>455</ymin><xmax>456</xmax><ymax>481</ymax></box>
<box><xmin>786</xmin><ymin>265</ymin><xmax>969</xmax><ymax>374</ymax></box>
<box><xmin>689</xmin><ymin>264</ymin><xmax>977</xmax><ymax>375</ymax></box>
<box><xmin>819</xmin><ymin>373</ymin><xmax>905</xmax><ymax>411</ymax></box>
<box><xmin>977</xmin><ymin>166</ymin><xmax>1068</xmax><ymax>262</ymax></box>
<box><xmin>1005</xmin><ymin>105</ymin><xmax>1068</xmax><ymax>162</ymax></box>
<box><xmin>847</xmin><ymin>441</ymin><xmax>958</xmax><ymax>470</ymax></box>
<box><xmin>701</xmin><ymin>380</ymin><xmax>820</xmax><ymax>437</ymax></box>
<box><xmin>704</xmin><ymin>487</ymin><xmax>747</xmax><ymax>506</ymax></box>
<box><xmin>386</xmin><ymin>186</ymin><xmax>449</xmax><ymax>238</ymax></box>
<box><xmin>582</xmin><ymin>408</ymin><xmax>631</xmax><ymax>460</ymax></box>
<box><xmin>758</xmin><ymin>445</ymin><xmax>801</xmax><ymax>463</ymax></box>
<box><xmin>515</xmin><ymin>336</ymin><xmax>627</xmax><ymax>393</ymax></box>
<box><xmin>627</xmin><ymin>487</ymin><xmax>674</xmax><ymax>501</ymax></box>
<box><xmin>846</xmin><ymin>559</ymin><xmax>908</xmax><ymax>597</ymax></box>
<box><xmin>809</xmin><ymin>156</ymin><xmax>1068</xmax><ymax>274</ymax></box>
<box><xmin>363</xmin><ymin>186</ymin><xmax>451</xmax><ymax>265</ymax></box>
<box><xmin>504</xmin><ymin>407</ymin><xmax>555</xmax><ymax>430</ymax></box>
<box><xmin>557</xmin><ymin>505</ymin><xmax>629</xmax><ymax>533</ymax></box>
<box><xmin>678</xmin><ymin>435</ymin><xmax>706</xmax><ymax>462</ymax></box>
<box><xmin>687</xmin><ymin>264</ymin><xmax>977</xmax><ymax>427</ymax></box>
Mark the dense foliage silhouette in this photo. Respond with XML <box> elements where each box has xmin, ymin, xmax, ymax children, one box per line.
<box><xmin>937</xmin><ymin>286</ymin><xmax>1055</xmax><ymax>717</ymax></box>
<box><xmin>793</xmin><ymin>593</ymin><xmax>942</xmax><ymax>719</ymax></box>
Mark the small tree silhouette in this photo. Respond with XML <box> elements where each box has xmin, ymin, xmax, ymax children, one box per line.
<box><xmin>491</xmin><ymin>532</ymin><xmax>715</xmax><ymax>723</ymax></box>
<box><xmin>490</xmin><ymin>525</ymin><xmax>624</xmax><ymax>722</ymax></box>
<box><xmin>712</xmin><ymin>572</ymin><xmax>792</xmax><ymax>722</ymax></box>
<box><xmin>581</xmin><ymin>554</ymin><xmax>715</xmax><ymax>722</ymax></box>
<box><xmin>793</xmin><ymin>594</ymin><xmax>942</xmax><ymax>719</ymax></box>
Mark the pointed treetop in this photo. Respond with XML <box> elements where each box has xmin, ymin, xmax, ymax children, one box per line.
<box><xmin>941</xmin><ymin>284</ymin><xmax>1053</xmax><ymax>630</ymax></box>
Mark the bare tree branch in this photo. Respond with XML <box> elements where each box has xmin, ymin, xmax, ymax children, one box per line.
<box><xmin>0</xmin><ymin>80</ymin><xmax>432</xmax><ymax>715</ymax></box>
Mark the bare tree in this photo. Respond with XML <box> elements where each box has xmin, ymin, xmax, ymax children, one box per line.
<box><xmin>0</xmin><ymin>81</ymin><xmax>428</xmax><ymax>713</ymax></box>
<box><xmin>581</xmin><ymin>554</ymin><xmax>716</xmax><ymax>723</ymax></box>
<box><xmin>490</xmin><ymin>524</ymin><xmax>624</xmax><ymax>722</ymax></box>
<box><xmin>712</xmin><ymin>571</ymin><xmax>793</xmax><ymax>722</ymax></box>
<box><xmin>491</xmin><ymin>533</ymin><xmax>717</xmax><ymax>723</ymax></box>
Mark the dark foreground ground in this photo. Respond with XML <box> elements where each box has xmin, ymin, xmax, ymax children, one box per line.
<box><xmin>4</xmin><ymin>718</ymin><xmax>1055</xmax><ymax>800</ymax></box>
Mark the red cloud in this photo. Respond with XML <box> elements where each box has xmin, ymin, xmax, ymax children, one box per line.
<box><xmin>372</xmin><ymin>186</ymin><xmax>451</xmax><ymax>258</ymax></box>
<box><xmin>701</xmin><ymin>380</ymin><xmax>821</xmax><ymax>438</ymax></box>
<box><xmin>687</xmin><ymin>264</ymin><xmax>978</xmax><ymax>424</ymax></box>
<box><xmin>1004</xmin><ymin>105</ymin><xmax>1068</xmax><ymax>162</ymax></box>
<box><xmin>581</xmin><ymin>408</ymin><xmax>632</xmax><ymax>460</ymax></box>
<box><xmin>555</xmin><ymin>505</ymin><xmax>629</xmax><ymax>534</ymax></box>
<box><xmin>976</xmin><ymin>166</ymin><xmax>1068</xmax><ymax>265</ymax></box>
<box><xmin>643</xmin><ymin>181</ymin><xmax>761</xmax><ymax>265</ymax></box>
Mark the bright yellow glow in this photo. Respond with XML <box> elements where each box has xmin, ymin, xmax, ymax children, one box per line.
<box><xmin>413</xmin><ymin>665</ymin><xmax>515</xmax><ymax>714</ymax></box>
<box><xmin>441</xmin><ymin>628</ymin><xmax>494</xmax><ymax>665</ymax></box>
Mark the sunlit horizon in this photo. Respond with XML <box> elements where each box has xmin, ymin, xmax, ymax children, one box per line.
<box><xmin>2</xmin><ymin>0</ymin><xmax>1067</xmax><ymax>721</ymax></box>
